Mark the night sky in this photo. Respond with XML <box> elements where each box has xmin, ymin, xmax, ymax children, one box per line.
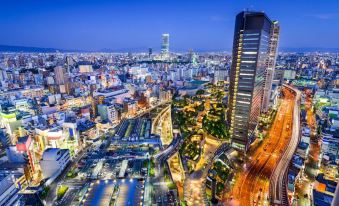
<box><xmin>1</xmin><ymin>0</ymin><xmax>338</xmax><ymax>51</ymax></box>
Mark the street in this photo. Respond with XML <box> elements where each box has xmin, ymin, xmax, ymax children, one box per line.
<box><xmin>223</xmin><ymin>86</ymin><xmax>297</xmax><ymax>206</ymax></box>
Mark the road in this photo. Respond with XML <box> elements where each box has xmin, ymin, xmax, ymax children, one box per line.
<box><xmin>131</xmin><ymin>101</ymin><xmax>171</xmax><ymax>120</ymax></box>
<box><xmin>152</xmin><ymin>136</ymin><xmax>182</xmax><ymax>205</ymax></box>
<box><xmin>184</xmin><ymin>170</ymin><xmax>209</xmax><ymax>206</ymax></box>
<box><xmin>156</xmin><ymin>106</ymin><xmax>173</xmax><ymax>146</ymax></box>
<box><xmin>146</xmin><ymin>102</ymin><xmax>181</xmax><ymax>206</ymax></box>
<box><xmin>56</xmin><ymin>187</ymin><xmax>78</xmax><ymax>206</ymax></box>
<box><xmin>304</xmin><ymin>89</ymin><xmax>321</xmax><ymax>174</ymax></box>
<box><xmin>223</xmin><ymin>86</ymin><xmax>297</xmax><ymax>206</ymax></box>
<box><xmin>270</xmin><ymin>84</ymin><xmax>301</xmax><ymax>206</ymax></box>
<box><xmin>45</xmin><ymin>147</ymin><xmax>88</xmax><ymax>206</ymax></box>
<box><xmin>45</xmin><ymin>139</ymin><xmax>107</xmax><ymax>206</ymax></box>
<box><xmin>184</xmin><ymin>139</ymin><xmax>228</xmax><ymax>206</ymax></box>
<box><xmin>151</xmin><ymin>103</ymin><xmax>171</xmax><ymax>135</ymax></box>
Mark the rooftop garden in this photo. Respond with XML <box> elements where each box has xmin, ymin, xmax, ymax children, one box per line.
<box><xmin>180</xmin><ymin>134</ymin><xmax>203</xmax><ymax>162</ymax></box>
<box><xmin>209</xmin><ymin>160</ymin><xmax>231</xmax><ymax>196</ymax></box>
<box><xmin>202</xmin><ymin>103</ymin><xmax>229</xmax><ymax>139</ymax></box>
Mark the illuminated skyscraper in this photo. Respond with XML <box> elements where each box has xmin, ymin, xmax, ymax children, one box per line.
<box><xmin>161</xmin><ymin>33</ymin><xmax>169</xmax><ymax>57</ymax></box>
<box><xmin>228</xmin><ymin>11</ymin><xmax>274</xmax><ymax>152</ymax></box>
<box><xmin>262</xmin><ymin>21</ymin><xmax>280</xmax><ymax>112</ymax></box>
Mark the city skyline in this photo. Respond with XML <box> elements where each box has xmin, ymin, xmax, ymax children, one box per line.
<box><xmin>0</xmin><ymin>2</ymin><xmax>338</xmax><ymax>206</ymax></box>
<box><xmin>1</xmin><ymin>0</ymin><xmax>339</xmax><ymax>51</ymax></box>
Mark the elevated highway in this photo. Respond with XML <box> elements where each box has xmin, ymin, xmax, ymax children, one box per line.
<box><xmin>270</xmin><ymin>84</ymin><xmax>301</xmax><ymax>206</ymax></box>
<box><xmin>222</xmin><ymin>84</ymin><xmax>299</xmax><ymax>206</ymax></box>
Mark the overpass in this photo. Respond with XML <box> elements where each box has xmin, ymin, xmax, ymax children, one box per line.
<box><xmin>151</xmin><ymin>103</ymin><xmax>171</xmax><ymax>134</ymax></box>
<box><xmin>153</xmin><ymin>136</ymin><xmax>182</xmax><ymax>160</ymax></box>
<box><xmin>270</xmin><ymin>84</ymin><xmax>301</xmax><ymax>206</ymax></box>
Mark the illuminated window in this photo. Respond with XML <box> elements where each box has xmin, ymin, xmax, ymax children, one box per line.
<box><xmin>243</xmin><ymin>51</ymin><xmax>257</xmax><ymax>55</ymax></box>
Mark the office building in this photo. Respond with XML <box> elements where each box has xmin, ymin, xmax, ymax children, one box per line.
<box><xmin>262</xmin><ymin>21</ymin><xmax>280</xmax><ymax>112</ymax></box>
<box><xmin>161</xmin><ymin>33</ymin><xmax>170</xmax><ymax>57</ymax></box>
<box><xmin>54</xmin><ymin>66</ymin><xmax>66</xmax><ymax>85</ymax></box>
<box><xmin>321</xmin><ymin>134</ymin><xmax>339</xmax><ymax>157</ymax></box>
<box><xmin>228</xmin><ymin>11</ymin><xmax>274</xmax><ymax>152</ymax></box>
<box><xmin>214</xmin><ymin>67</ymin><xmax>228</xmax><ymax>84</ymax></box>
<box><xmin>98</xmin><ymin>104</ymin><xmax>119</xmax><ymax>123</ymax></box>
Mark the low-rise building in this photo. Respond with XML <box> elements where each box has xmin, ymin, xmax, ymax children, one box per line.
<box><xmin>287</xmin><ymin>166</ymin><xmax>301</xmax><ymax>192</ymax></box>
<box><xmin>321</xmin><ymin>135</ymin><xmax>339</xmax><ymax>157</ymax></box>
<box><xmin>40</xmin><ymin>148</ymin><xmax>70</xmax><ymax>179</ymax></box>
<box><xmin>312</xmin><ymin>174</ymin><xmax>338</xmax><ymax>206</ymax></box>
<box><xmin>159</xmin><ymin>89</ymin><xmax>171</xmax><ymax>102</ymax></box>
<box><xmin>296</xmin><ymin>141</ymin><xmax>310</xmax><ymax>159</ymax></box>
<box><xmin>98</xmin><ymin>104</ymin><xmax>119</xmax><ymax>124</ymax></box>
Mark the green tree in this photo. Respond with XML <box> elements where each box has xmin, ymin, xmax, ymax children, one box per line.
<box><xmin>196</xmin><ymin>89</ymin><xmax>205</xmax><ymax>96</ymax></box>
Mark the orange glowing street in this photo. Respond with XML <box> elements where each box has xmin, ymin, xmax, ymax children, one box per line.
<box><xmin>305</xmin><ymin>89</ymin><xmax>321</xmax><ymax>166</ymax></box>
<box><xmin>223</xmin><ymin>87</ymin><xmax>297</xmax><ymax>206</ymax></box>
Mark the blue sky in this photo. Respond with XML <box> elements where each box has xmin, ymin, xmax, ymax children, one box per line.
<box><xmin>0</xmin><ymin>0</ymin><xmax>338</xmax><ymax>51</ymax></box>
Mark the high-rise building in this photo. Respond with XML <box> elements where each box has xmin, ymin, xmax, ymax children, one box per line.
<box><xmin>148</xmin><ymin>48</ymin><xmax>152</xmax><ymax>59</ymax></box>
<box><xmin>214</xmin><ymin>66</ymin><xmax>228</xmax><ymax>84</ymax></box>
<box><xmin>262</xmin><ymin>21</ymin><xmax>280</xmax><ymax>112</ymax></box>
<box><xmin>161</xmin><ymin>33</ymin><xmax>169</xmax><ymax>56</ymax></box>
<box><xmin>228</xmin><ymin>11</ymin><xmax>274</xmax><ymax>152</ymax></box>
<box><xmin>54</xmin><ymin>66</ymin><xmax>66</xmax><ymax>85</ymax></box>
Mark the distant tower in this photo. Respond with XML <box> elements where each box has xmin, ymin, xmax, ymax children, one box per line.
<box><xmin>228</xmin><ymin>11</ymin><xmax>275</xmax><ymax>152</ymax></box>
<box><xmin>128</xmin><ymin>52</ymin><xmax>132</xmax><ymax>59</ymax></box>
<box><xmin>161</xmin><ymin>33</ymin><xmax>170</xmax><ymax>57</ymax></box>
<box><xmin>148</xmin><ymin>48</ymin><xmax>153</xmax><ymax>59</ymax></box>
<box><xmin>262</xmin><ymin>21</ymin><xmax>280</xmax><ymax>112</ymax></box>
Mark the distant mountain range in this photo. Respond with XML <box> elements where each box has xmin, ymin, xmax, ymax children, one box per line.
<box><xmin>1</xmin><ymin>44</ymin><xmax>339</xmax><ymax>53</ymax></box>
<box><xmin>0</xmin><ymin>45</ymin><xmax>63</xmax><ymax>53</ymax></box>
<box><xmin>0</xmin><ymin>45</ymin><xmax>146</xmax><ymax>53</ymax></box>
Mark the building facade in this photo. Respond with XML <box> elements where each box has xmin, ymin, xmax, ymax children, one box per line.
<box><xmin>228</xmin><ymin>11</ymin><xmax>274</xmax><ymax>151</ymax></box>
<box><xmin>161</xmin><ymin>33</ymin><xmax>170</xmax><ymax>58</ymax></box>
<box><xmin>54</xmin><ymin>66</ymin><xmax>66</xmax><ymax>85</ymax></box>
<box><xmin>40</xmin><ymin>148</ymin><xmax>70</xmax><ymax>179</ymax></box>
<box><xmin>262</xmin><ymin>21</ymin><xmax>280</xmax><ymax>112</ymax></box>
